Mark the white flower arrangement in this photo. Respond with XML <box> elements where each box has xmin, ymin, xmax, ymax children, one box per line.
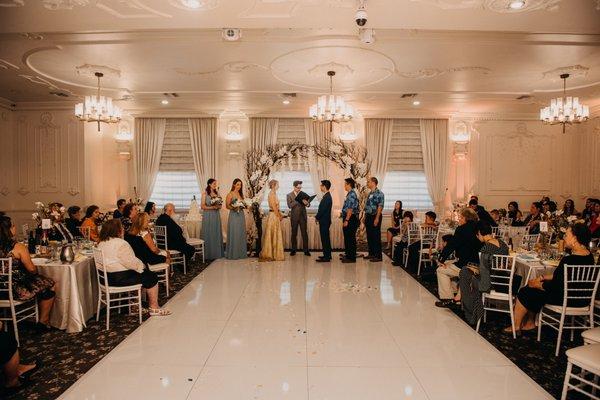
<box><xmin>209</xmin><ymin>196</ymin><xmax>223</xmax><ymax>206</ymax></box>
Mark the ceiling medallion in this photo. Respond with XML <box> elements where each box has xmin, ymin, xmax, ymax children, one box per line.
<box><xmin>75</xmin><ymin>72</ymin><xmax>122</xmax><ymax>132</ymax></box>
<box><xmin>76</xmin><ymin>63</ymin><xmax>121</xmax><ymax>79</ymax></box>
<box><xmin>542</xmin><ymin>65</ymin><xmax>589</xmax><ymax>80</ymax></box>
<box><xmin>540</xmin><ymin>73</ymin><xmax>589</xmax><ymax>133</ymax></box>
<box><xmin>42</xmin><ymin>0</ymin><xmax>89</xmax><ymax>10</ymax></box>
<box><xmin>168</xmin><ymin>0</ymin><xmax>219</xmax><ymax>10</ymax></box>
<box><xmin>309</xmin><ymin>70</ymin><xmax>354</xmax><ymax>130</ymax></box>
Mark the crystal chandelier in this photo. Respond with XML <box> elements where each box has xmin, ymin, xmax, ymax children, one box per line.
<box><xmin>309</xmin><ymin>71</ymin><xmax>354</xmax><ymax>125</ymax></box>
<box><xmin>540</xmin><ymin>73</ymin><xmax>589</xmax><ymax>133</ymax></box>
<box><xmin>74</xmin><ymin>72</ymin><xmax>122</xmax><ymax>132</ymax></box>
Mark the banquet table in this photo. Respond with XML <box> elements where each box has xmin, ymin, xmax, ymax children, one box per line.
<box><xmin>514</xmin><ymin>253</ymin><xmax>558</xmax><ymax>289</ymax></box>
<box><xmin>35</xmin><ymin>255</ymin><xmax>98</xmax><ymax>333</ymax></box>
<box><xmin>278</xmin><ymin>216</ymin><xmax>345</xmax><ymax>250</ymax></box>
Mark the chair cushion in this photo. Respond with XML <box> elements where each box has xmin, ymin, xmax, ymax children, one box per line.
<box><xmin>148</xmin><ymin>263</ymin><xmax>169</xmax><ymax>272</ymax></box>
<box><xmin>0</xmin><ymin>299</ymin><xmax>30</xmax><ymax>307</ymax></box>
<box><xmin>544</xmin><ymin>304</ymin><xmax>591</xmax><ymax>315</ymax></box>
<box><xmin>392</xmin><ymin>236</ymin><xmax>402</xmax><ymax>243</ymax></box>
<box><xmin>187</xmin><ymin>238</ymin><xmax>204</xmax><ymax>246</ymax></box>
<box><xmin>566</xmin><ymin>344</ymin><xmax>600</xmax><ymax>375</ymax></box>
<box><xmin>485</xmin><ymin>290</ymin><xmax>510</xmax><ymax>300</ymax></box>
<box><xmin>582</xmin><ymin>327</ymin><xmax>600</xmax><ymax>344</ymax></box>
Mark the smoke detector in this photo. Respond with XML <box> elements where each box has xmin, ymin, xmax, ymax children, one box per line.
<box><xmin>222</xmin><ymin>28</ymin><xmax>242</xmax><ymax>41</ymax></box>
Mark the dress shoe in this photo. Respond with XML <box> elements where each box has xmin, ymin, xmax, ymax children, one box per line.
<box><xmin>391</xmin><ymin>261</ymin><xmax>403</xmax><ymax>267</ymax></box>
<box><xmin>304</xmin><ymin>251</ymin><xmax>311</xmax><ymax>256</ymax></box>
<box><xmin>290</xmin><ymin>251</ymin><xmax>296</xmax><ymax>256</ymax></box>
<box><xmin>341</xmin><ymin>258</ymin><xmax>356</xmax><ymax>263</ymax></box>
<box><xmin>435</xmin><ymin>299</ymin><xmax>459</xmax><ymax>309</ymax></box>
<box><xmin>369</xmin><ymin>257</ymin><xmax>383</xmax><ymax>262</ymax></box>
<box><xmin>316</xmin><ymin>258</ymin><xmax>331</xmax><ymax>263</ymax></box>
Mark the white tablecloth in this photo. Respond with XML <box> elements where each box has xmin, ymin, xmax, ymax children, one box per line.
<box><xmin>514</xmin><ymin>255</ymin><xmax>557</xmax><ymax>288</ymax></box>
<box><xmin>36</xmin><ymin>256</ymin><xmax>98</xmax><ymax>333</ymax></box>
<box><xmin>278</xmin><ymin>216</ymin><xmax>345</xmax><ymax>250</ymax></box>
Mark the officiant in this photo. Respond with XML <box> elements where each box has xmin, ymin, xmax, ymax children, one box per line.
<box><xmin>286</xmin><ymin>180</ymin><xmax>311</xmax><ymax>256</ymax></box>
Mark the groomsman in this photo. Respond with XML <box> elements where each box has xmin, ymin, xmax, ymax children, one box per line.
<box><xmin>364</xmin><ymin>177</ymin><xmax>384</xmax><ymax>262</ymax></box>
<box><xmin>315</xmin><ymin>180</ymin><xmax>332</xmax><ymax>262</ymax></box>
<box><xmin>287</xmin><ymin>180</ymin><xmax>310</xmax><ymax>256</ymax></box>
<box><xmin>341</xmin><ymin>178</ymin><xmax>360</xmax><ymax>263</ymax></box>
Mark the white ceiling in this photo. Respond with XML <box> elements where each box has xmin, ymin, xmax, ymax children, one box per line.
<box><xmin>0</xmin><ymin>0</ymin><xmax>599</xmax><ymax>118</ymax></box>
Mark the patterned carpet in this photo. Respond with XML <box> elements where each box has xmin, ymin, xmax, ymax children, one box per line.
<box><xmin>3</xmin><ymin>259</ymin><xmax>211</xmax><ymax>400</ymax></box>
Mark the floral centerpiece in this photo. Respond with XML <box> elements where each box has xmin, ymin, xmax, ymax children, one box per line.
<box><xmin>546</xmin><ymin>210</ymin><xmax>581</xmax><ymax>241</ymax></box>
<box><xmin>32</xmin><ymin>202</ymin><xmax>65</xmax><ymax>227</ymax></box>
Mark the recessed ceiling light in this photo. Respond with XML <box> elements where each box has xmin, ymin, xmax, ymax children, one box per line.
<box><xmin>282</xmin><ymin>99</ymin><xmax>290</xmax><ymax>105</ymax></box>
<box><xmin>508</xmin><ymin>0</ymin><xmax>525</xmax><ymax>9</ymax></box>
<box><xmin>161</xmin><ymin>99</ymin><xmax>169</xmax><ymax>105</ymax></box>
<box><xmin>412</xmin><ymin>100</ymin><xmax>420</xmax><ymax>106</ymax></box>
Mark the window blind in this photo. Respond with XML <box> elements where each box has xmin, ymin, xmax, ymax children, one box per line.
<box><xmin>159</xmin><ymin>118</ymin><xmax>194</xmax><ymax>171</ymax></box>
<box><xmin>276</xmin><ymin>118</ymin><xmax>306</xmax><ymax>144</ymax></box>
<box><xmin>387</xmin><ymin>119</ymin><xmax>423</xmax><ymax>171</ymax></box>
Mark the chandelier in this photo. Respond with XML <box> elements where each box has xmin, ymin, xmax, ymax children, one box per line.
<box><xmin>540</xmin><ymin>73</ymin><xmax>589</xmax><ymax>133</ymax></box>
<box><xmin>309</xmin><ymin>71</ymin><xmax>354</xmax><ymax>125</ymax></box>
<box><xmin>74</xmin><ymin>72</ymin><xmax>122</xmax><ymax>132</ymax></box>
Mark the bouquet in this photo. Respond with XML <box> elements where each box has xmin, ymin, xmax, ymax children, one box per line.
<box><xmin>231</xmin><ymin>198</ymin><xmax>247</xmax><ymax>212</ymax></box>
<box><xmin>209</xmin><ymin>196</ymin><xmax>223</xmax><ymax>206</ymax></box>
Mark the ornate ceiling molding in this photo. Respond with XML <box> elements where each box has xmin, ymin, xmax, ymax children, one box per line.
<box><xmin>398</xmin><ymin>66</ymin><xmax>491</xmax><ymax>79</ymax></box>
<box><xmin>168</xmin><ymin>0</ymin><xmax>219</xmax><ymax>10</ymax></box>
<box><xmin>0</xmin><ymin>0</ymin><xmax>24</xmax><ymax>7</ymax></box>
<box><xmin>308</xmin><ymin>62</ymin><xmax>354</xmax><ymax>77</ymax></box>
<box><xmin>542</xmin><ymin>64</ymin><xmax>589</xmax><ymax>79</ymax></box>
<box><xmin>95</xmin><ymin>1</ymin><xmax>172</xmax><ymax>18</ymax></box>
<box><xmin>174</xmin><ymin>61</ymin><xmax>270</xmax><ymax>76</ymax></box>
<box><xmin>240</xmin><ymin>0</ymin><xmax>353</xmax><ymax>18</ymax></box>
<box><xmin>75</xmin><ymin>63</ymin><xmax>122</xmax><ymax>79</ymax></box>
<box><xmin>0</xmin><ymin>59</ymin><xmax>20</xmax><ymax>70</ymax></box>
<box><xmin>19</xmin><ymin>33</ymin><xmax>44</xmax><ymax>40</ymax></box>
<box><xmin>42</xmin><ymin>0</ymin><xmax>89</xmax><ymax>10</ymax></box>
<box><xmin>18</xmin><ymin>74</ymin><xmax>76</xmax><ymax>96</ymax></box>
<box><xmin>410</xmin><ymin>0</ymin><xmax>563</xmax><ymax>12</ymax></box>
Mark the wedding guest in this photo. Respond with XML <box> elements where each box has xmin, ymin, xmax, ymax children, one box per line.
<box><xmin>562</xmin><ymin>199</ymin><xmax>578</xmax><ymax>217</ymax></box>
<box><xmin>97</xmin><ymin>219</ymin><xmax>170</xmax><ymax>316</ymax></box>
<box><xmin>259</xmin><ymin>180</ymin><xmax>285</xmax><ymax>262</ymax></box>
<box><xmin>523</xmin><ymin>202</ymin><xmax>543</xmax><ymax>234</ymax></box>
<box><xmin>156</xmin><ymin>203</ymin><xmax>196</xmax><ymax>260</ymax></box>
<box><xmin>490</xmin><ymin>209</ymin><xmax>501</xmax><ymax>225</ymax></box>
<box><xmin>365</xmin><ymin>177</ymin><xmax>385</xmax><ymax>262</ymax></box>
<box><xmin>582</xmin><ymin>198</ymin><xmax>595</xmax><ymax>221</ymax></box>
<box><xmin>81</xmin><ymin>205</ymin><xmax>100</xmax><ymax>242</ymax></box>
<box><xmin>64</xmin><ymin>206</ymin><xmax>83</xmax><ymax>239</ymax></box>
<box><xmin>121</xmin><ymin>203</ymin><xmax>138</xmax><ymax>232</ymax></box>
<box><xmin>201</xmin><ymin>178</ymin><xmax>224</xmax><ymax>261</ymax></box>
<box><xmin>0</xmin><ymin>330</ymin><xmax>38</xmax><ymax>395</ymax></box>
<box><xmin>469</xmin><ymin>199</ymin><xmax>497</xmax><ymax>227</ymax></box>
<box><xmin>48</xmin><ymin>203</ymin><xmax>74</xmax><ymax>243</ymax></box>
<box><xmin>459</xmin><ymin>220</ymin><xmax>509</xmax><ymax>325</ymax></box>
<box><xmin>405</xmin><ymin>211</ymin><xmax>438</xmax><ymax>272</ymax></box>
<box><xmin>125</xmin><ymin>212</ymin><xmax>170</xmax><ymax>267</ymax></box>
<box><xmin>589</xmin><ymin>200</ymin><xmax>600</xmax><ymax>238</ymax></box>
<box><xmin>113</xmin><ymin>199</ymin><xmax>126</xmax><ymax>219</ymax></box>
<box><xmin>315</xmin><ymin>180</ymin><xmax>333</xmax><ymax>263</ymax></box>
<box><xmin>0</xmin><ymin>216</ymin><xmax>56</xmax><ymax>332</ymax></box>
<box><xmin>506</xmin><ymin>223</ymin><xmax>594</xmax><ymax>334</ymax></box>
<box><xmin>435</xmin><ymin>207</ymin><xmax>481</xmax><ymax>308</ymax></box>
<box><xmin>225</xmin><ymin>179</ymin><xmax>248</xmax><ymax>260</ymax></box>
<box><xmin>391</xmin><ymin>211</ymin><xmax>415</xmax><ymax>267</ymax></box>
<box><xmin>287</xmin><ymin>180</ymin><xmax>310</xmax><ymax>256</ymax></box>
<box><xmin>144</xmin><ymin>202</ymin><xmax>157</xmax><ymax>220</ymax></box>
<box><xmin>386</xmin><ymin>201</ymin><xmax>404</xmax><ymax>250</ymax></box>
<box><xmin>341</xmin><ymin>178</ymin><xmax>360</xmax><ymax>263</ymax></box>
<box><xmin>507</xmin><ymin>201</ymin><xmax>523</xmax><ymax>226</ymax></box>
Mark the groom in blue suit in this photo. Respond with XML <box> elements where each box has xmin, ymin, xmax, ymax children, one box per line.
<box><xmin>315</xmin><ymin>180</ymin><xmax>333</xmax><ymax>262</ymax></box>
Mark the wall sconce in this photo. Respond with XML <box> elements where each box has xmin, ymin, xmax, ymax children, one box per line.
<box><xmin>338</xmin><ymin>123</ymin><xmax>357</xmax><ymax>142</ymax></box>
<box><xmin>115</xmin><ymin>121</ymin><xmax>132</xmax><ymax>160</ymax></box>
<box><xmin>225</xmin><ymin>120</ymin><xmax>243</xmax><ymax>141</ymax></box>
<box><xmin>450</xmin><ymin>121</ymin><xmax>470</xmax><ymax>160</ymax></box>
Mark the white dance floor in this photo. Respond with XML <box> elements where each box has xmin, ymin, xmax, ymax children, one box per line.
<box><xmin>59</xmin><ymin>255</ymin><xmax>552</xmax><ymax>400</ymax></box>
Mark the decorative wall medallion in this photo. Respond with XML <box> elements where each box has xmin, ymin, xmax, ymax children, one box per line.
<box><xmin>0</xmin><ymin>59</ymin><xmax>19</xmax><ymax>70</ymax></box>
<box><xmin>0</xmin><ymin>187</ymin><xmax>9</xmax><ymax>196</ymax></box>
<box><xmin>411</xmin><ymin>0</ymin><xmax>562</xmax><ymax>12</ymax></box>
<box><xmin>168</xmin><ymin>0</ymin><xmax>219</xmax><ymax>10</ymax></box>
<box><xmin>17</xmin><ymin>187</ymin><xmax>29</xmax><ymax>196</ymax></box>
<box><xmin>0</xmin><ymin>0</ymin><xmax>24</xmax><ymax>7</ymax></box>
<box><xmin>42</xmin><ymin>0</ymin><xmax>90</xmax><ymax>10</ymax></box>
<box><xmin>398</xmin><ymin>66</ymin><xmax>490</xmax><ymax>79</ymax></box>
<box><xmin>95</xmin><ymin>0</ymin><xmax>172</xmax><ymax>18</ymax></box>
<box><xmin>67</xmin><ymin>187</ymin><xmax>80</xmax><ymax>196</ymax></box>
<box><xmin>542</xmin><ymin>65</ymin><xmax>589</xmax><ymax>79</ymax></box>
<box><xmin>174</xmin><ymin>61</ymin><xmax>269</xmax><ymax>76</ymax></box>
<box><xmin>20</xmin><ymin>33</ymin><xmax>45</xmax><ymax>40</ymax></box>
<box><xmin>76</xmin><ymin>63</ymin><xmax>121</xmax><ymax>79</ymax></box>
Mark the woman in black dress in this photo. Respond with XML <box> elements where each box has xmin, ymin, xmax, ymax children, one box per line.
<box><xmin>386</xmin><ymin>201</ymin><xmax>403</xmax><ymax>250</ymax></box>
<box><xmin>506</xmin><ymin>223</ymin><xmax>594</xmax><ymax>334</ymax></box>
<box><xmin>124</xmin><ymin>212</ymin><xmax>169</xmax><ymax>267</ymax></box>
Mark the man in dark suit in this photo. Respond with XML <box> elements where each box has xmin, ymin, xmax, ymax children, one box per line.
<box><xmin>286</xmin><ymin>180</ymin><xmax>310</xmax><ymax>256</ymax></box>
<box><xmin>315</xmin><ymin>180</ymin><xmax>333</xmax><ymax>262</ymax></box>
<box><xmin>155</xmin><ymin>203</ymin><xmax>196</xmax><ymax>260</ymax></box>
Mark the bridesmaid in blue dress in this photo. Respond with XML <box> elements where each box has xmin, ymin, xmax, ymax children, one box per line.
<box><xmin>225</xmin><ymin>178</ymin><xmax>248</xmax><ymax>260</ymax></box>
<box><xmin>201</xmin><ymin>178</ymin><xmax>224</xmax><ymax>260</ymax></box>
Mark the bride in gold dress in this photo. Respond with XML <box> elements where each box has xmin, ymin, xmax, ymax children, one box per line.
<box><xmin>259</xmin><ymin>179</ymin><xmax>285</xmax><ymax>261</ymax></box>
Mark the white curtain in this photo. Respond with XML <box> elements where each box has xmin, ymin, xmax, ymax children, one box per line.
<box><xmin>250</xmin><ymin>118</ymin><xmax>279</xmax><ymax>150</ymax></box>
<box><xmin>365</xmin><ymin>118</ymin><xmax>394</xmax><ymax>186</ymax></box>
<box><xmin>420</xmin><ymin>119</ymin><xmax>450</xmax><ymax>215</ymax></box>
<box><xmin>133</xmin><ymin>118</ymin><xmax>166</xmax><ymax>201</ymax></box>
<box><xmin>304</xmin><ymin>120</ymin><xmax>331</xmax><ymax>199</ymax></box>
<box><xmin>188</xmin><ymin>118</ymin><xmax>218</xmax><ymax>189</ymax></box>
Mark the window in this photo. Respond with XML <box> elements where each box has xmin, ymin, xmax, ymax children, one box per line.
<box><xmin>382</xmin><ymin>119</ymin><xmax>433</xmax><ymax>212</ymax></box>
<box><xmin>149</xmin><ymin>118</ymin><xmax>200</xmax><ymax>211</ymax></box>
<box><xmin>150</xmin><ymin>171</ymin><xmax>201</xmax><ymax>211</ymax></box>
<box><xmin>260</xmin><ymin>171</ymin><xmax>319</xmax><ymax>212</ymax></box>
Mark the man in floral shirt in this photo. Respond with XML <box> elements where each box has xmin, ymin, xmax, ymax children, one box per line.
<box><xmin>365</xmin><ymin>177</ymin><xmax>385</xmax><ymax>262</ymax></box>
<box><xmin>341</xmin><ymin>178</ymin><xmax>360</xmax><ymax>263</ymax></box>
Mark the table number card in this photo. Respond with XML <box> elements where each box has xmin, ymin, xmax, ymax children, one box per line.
<box><xmin>41</xmin><ymin>218</ymin><xmax>52</xmax><ymax>230</ymax></box>
<box><xmin>539</xmin><ymin>221</ymin><xmax>548</xmax><ymax>233</ymax></box>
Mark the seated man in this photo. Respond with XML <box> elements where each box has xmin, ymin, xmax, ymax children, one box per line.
<box><xmin>405</xmin><ymin>211</ymin><xmax>438</xmax><ymax>272</ymax></box>
<box><xmin>155</xmin><ymin>203</ymin><xmax>196</xmax><ymax>260</ymax></box>
<box><xmin>64</xmin><ymin>205</ymin><xmax>83</xmax><ymax>239</ymax></box>
<box><xmin>469</xmin><ymin>198</ymin><xmax>497</xmax><ymax>227</ymax></box>
<box><xmin>113</xmin><ymin>198</ymin><xmax>126</xmax><ymax>219</ymax></box>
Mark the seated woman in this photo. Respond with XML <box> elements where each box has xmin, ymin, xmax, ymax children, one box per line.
<box><xmin>507</xmin><ymin>201</ymin><xmax>523</xmax><ymax>226</ymax></box>
<box><xmin>144</xmin><ymin>202</ymin><xmax>157</xmax><ymax>221</ymax></box>
<box><xmin>97</xmin><ymin>219</ymin><xmax>170</xmax><ymax>316</ymax></box>
<box><xmin>506</xmin><ymin>223</ymin><xmax>594</xmax><ymax>334</ymax></box>
<box><xmin>522</xmin><ymin>202</ymin><xmax>543</xmax><ymax>234</ymax></box>
<box><xmin>80</xmin><ymin>205</ymin><xmax>100</xmax><ymax>243</ymax></box>
<box><xmin>121</xmin><ymin>203</ymin><xmax>139</xmax><ymax>232</ymax></box>
<box><xmin>0</xmin><ymin>216</ymin><xmax>55</xmax><ymax>332</ymax></box>
<box><xmin>391</xmin><ymin>211</ymin><xmax>414</xmax><ymax>267</ymax></box>
<box><xmin>124</xmin><ymin>212</ymin><xmax>170</xmax><ymax>267</ymax></box>
<box><xmin>459</xmin><ymin>220</ymin><xmax>509</xmax><ymax>325</ymax></box>
<box><xmin>0</xmin><ymin>328</ymin><xmax>38</xmax><ymax>395</ymax></box>
<box><xmin>386</xmin><ymin>201</ymin><xmax>403</xmax><ymax>250</ymax></box>
<box><xmin>562</xmin><ymin>199</ymin><xmax>578</xmax><ymax>217</ymax></box>
<box><xmin>64</xmin><ymin>205</ymin><xmax>83</xmax><ymax>239</ymax></box>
